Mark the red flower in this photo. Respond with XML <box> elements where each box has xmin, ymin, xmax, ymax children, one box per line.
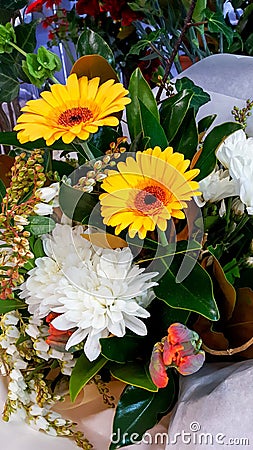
<box><xmin>121</xmin><ymin>5</ymin><xmax>142</xmax><ymax>26</ymax></box>
<box><xmin>48</xmin><ymin>30</ymin><xmax>55</xmax><ymax>40</ymax></box>
<box><xmin>76</xmin><ymin>0</ymin><xmax>101</xmax><ymax>16</ymax></box>
<box><xmin>46</xmin><ymin>312</ymin><xmax>73</xmax><ymax>351</ymax></box>
<box><xmin>26</xmin><ymin>0</ymin><xmax>44</xmax><ymax>14</ymax></box>
<box><xmin>149</xmin><ymin>323</ymin><xmax>205</xmax><ymax>388</ymax></box>
<box><xmin>26</xmin><ymin>0</ymin><xmax>61</xmax><ymax>14</ymax></box>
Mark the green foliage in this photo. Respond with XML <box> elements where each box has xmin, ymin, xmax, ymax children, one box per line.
<box><xmin>59</xmin><ymin>181</ymin><xmax>98</xmax><ymax>224</ymax></box>
<box><xmin>77</xmin><ymin>28</ymin><xmax>115</xmax><ymax>66</ymax></box>
<box><xmin>22</xmin><ymin>47</ymin><xmax>62</xmax><ymax>87</ymax></box>
<box><xmin>155</xmin><ymin>253</ymin><xmax>219</xmax><ymax>321</ymax></box>
<box><xmin>0</xmin><ymin>22</ymin><xmax>15</xmax><ymax>53</ymax></box>
<box><xmin>205</xmin><ymin>8</ymin><xmax>234</xmax><ymax>47</ymax></box>
<box><xmin>195</xmin><ymin>122</ymin><xmax>243</xmax><ymax>181</ymax></box>
<box><xmin>110</xmin><ymin>374</ymin><xmax>177</xmax><ymax>449</ymax></box>
<box><xmin>110</xmin><ymin>362</ymin><xmax>158</xmax><ymax>392</ymax></box>
<box><xmin>25</xmin><ymin>216</ymin><xmax>56</xmax><ymax>236</ymax></box>
<box><xmin>69</xmin><ymin>354</ymin><xmax>107</xmax><ymax>402</ymax></box>
<box><xmin>129</xmin><ymin>30</ymin><xmax>164</xmax><ymax>55</ymax></box>
<box><xmin>100</xmin><ymin>335</ymin><xmax>145</xmax><ymax>363</ymax></box>
<box><xmin>0</xmin><ymin>299</ymin><xmax>26</xmax><ymax>314</ymax></box>
<box><xmin>126</xmin><ymin>68</ymin><xmax>159</xmax><ymax>141</ymax></box>
<box><xmin>0</xmin><ymin>178</ymin><xmax>6</xmax><ymax>201</ymax></box>
<box><xmin>175</xmin><ymin>77</ymin><xmax>211</xmax><ymax>113</ymax></box>
<box><xmin>159</xmin><ymin>90</ymin><xmax>193</xmax><ymax>143</ymax></box>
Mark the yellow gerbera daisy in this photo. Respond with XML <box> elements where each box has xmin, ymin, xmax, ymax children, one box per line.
<box><xmin>100</xmin><ymin>146</ymin><xmax>201</xmax><ymax>239</ymax></box>
<box><xmin>14</xmin><ymin>73</ymin><xmax>131</xmax><ymax>145</ymax></box>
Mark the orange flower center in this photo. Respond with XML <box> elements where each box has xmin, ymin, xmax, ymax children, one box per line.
<box><xmin>58</xmin><ymin>107</ymin><xmax>93</xmax><ymax>127</ymax></box>
<box><xmin>134</xmin><ymin>185</ymin><xmax>171</xmax><ymax>214</ymax></box>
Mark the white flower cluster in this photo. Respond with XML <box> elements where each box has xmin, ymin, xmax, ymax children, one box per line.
<box><xmin>34</xmin><ymin>182</ymin><xmax>59</xmax><ymax>216</ymax></box>
<box><xmin>0</xmin><ymin>312</ymin><xmax>77</xmax><ymax>437</ymax></box>
<box><xmin>26</xmin><ymin>316</ymin><xmax>75</xmax><ymax>376</ymax></box>
<box><xmin>20</xmin><ymin>224</ymin><xmax>158</xmax><ymax>361</ymax></box>
<box><xmin>197</xmin><ymin>130</ymin><xmax>253</xmax><ymax>214</ymax></box>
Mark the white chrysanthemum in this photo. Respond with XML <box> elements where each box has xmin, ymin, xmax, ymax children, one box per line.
<box><xmin>21</xmin><ymin>224</ymin><xmax>157</xmax><ymax>361</ymax></box>
<box><xmin>216</xmin><ymin>130</ymin><xmax>253</xmax><ymax>214</ymax></box>
<box><xmin>196</xmin><ymin>168</ymin><xmax>239</xmax><ymax>206</ymax></box>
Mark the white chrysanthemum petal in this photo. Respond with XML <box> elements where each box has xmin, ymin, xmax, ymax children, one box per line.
<box><xmin>21</xmin><ymin>224</ymin><xmax>156</xmax><ymax>361</ymax></box>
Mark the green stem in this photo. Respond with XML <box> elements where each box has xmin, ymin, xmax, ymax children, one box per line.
<box><xmin>60</xmin><ymin>39</ymin><xmax>75</xmax><ymax>65</ymax></box>
<box><xmin>79</xmin><ymin>141</ymin><xmax>95</xmax><ymax>161</ymax></box>
<box><xmin>51</xmin><ymin>75</ymin><xmax>60</xmax><ymax>84</ymax></box>
<box><xmin>9</xmin><ymin>41</ymin><xmax>27</xmax><ymax>57</ymax></box>
<box><xmin>158</xmin><ymin>230</ymin><xmax>169</xmax><ymax>247</ymax></box>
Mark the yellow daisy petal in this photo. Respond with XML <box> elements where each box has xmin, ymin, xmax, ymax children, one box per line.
<box><xmin>14</xmin><ymin>73</ymin><xmax>131</xmax><ymax>146</ymax></box>
<box><xmin>100</xmin><ymin>147</ymin><xmax>200</xmax><ymax>239</ymax></box>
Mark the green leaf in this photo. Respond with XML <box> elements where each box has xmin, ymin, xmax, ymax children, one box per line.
<box><xmin>154</xmin><ymin>254</ymin><xmax>219</xmax><ymax>321</ymax></box>
<box><xmin>0</xmin><ymin>177</ymin><xmax>6</xmax><ymax>201</ymax></box>
<box><xmin>88</xmin><ymin>126</ymin><xmax>121</xmax><ymax>159</ymax></box>
<box><xmin>195</xmin><ymin>122</ymin><xmax>243</xmax><ymax>180</ymax></box>
<box><xmin>0</xmin><ymin>131</ymin><xmax>84</xmax><ymax>153</ymax></box>
<box><xmin>128</xmin><ymin>30</ymin><xmax>163</xmax><ymax>55</ymax></box>
<box><xmin>170</xmin><ymin>107</ymin><xmax>198</xmax><ymax>159</ymax></box>
<box><xmin>0</xmin><ymin>0</ymin><xmax>27</xmax><ymax>10</ymax></box>
<box><xmin>51</xmin><ymin>160</ymin><xmax>74</xmax><ymax>177</ymax></box>
<box><xmin>0</xmin><ymin>63</ymin><xmax>19</xmax><ymax>102</ymax></box>
<box><xmin>205</xmin><ymin>8</ymin><xmax>234</xmax><ymax>47</ymax></box>
<box><xmin>175</xmin><ymin>77</ymin><xmax>210</xmax><ymax>113</ymax></box>
<box><xmin>100</xmin><ymin>335</ymin><xmax>144</xmax><ymax>363</ymax></box>
<box><xmin>110</xmin><ymin>362</ymin><xmax>158</xmax><ymax>392</ymax></box>
<box><xmin>138</xmin><ymin>99</ymin><xmax>168</xmax><ymax>148</ymax></box>
<box><xmin>59</xmin><ymin>181</ymin><xmax>98</xmax><ymax>224</ymax></box>
<box><xmin>77</xmin><ymin>29</ymin><xmax>115</xmax><ymax>66</ymax></box>
<box><xmin>110</xmin><ymin>374</ymin><xmax>177</xmax><ymax>450</ymax></box>
<box><xmin>198</xmin><ymin>114</ymin><xmax>217</xmax><ymax>134</ymax></box>
<box><xmin>15</xmin><ymin>22</ymin><xmax>37</xmax><ymax>54</ymax></box>
<box><xmin>223</xmin><ymin>258</ymin><xmax>240</xmax><ymax>285</ymax></box>
<box><xmin>69</xmin><ymin>354</ymin><xmax>107</xmax><ymax>402</ymax></box>
<box><xmin>32</xmin><ymin>238</ymin><xmax>45</xmax><ymax>259</ymax></box>
<box><xmin>126</xmin><ymin>68</ymin><xmax>159</xmax><ymax>140</ymax></box>
<box><xmin>0</xmin><ymin>299</ymin><xmax>26</xmax><ymax>314</ymax></box>
<box><xmin>26</xmin><ymin>216</ymin><xmax>56</xmax><ymax>236</ymax></box>
<box><xmin>159</xmin><ymin>90</ymin><xmax>193</xmax><ymax>143</ymax></box>
<box><xmin>192</xmin><ymin>0</ymin><xmax>207</xmax><ymax>22</ymax></box>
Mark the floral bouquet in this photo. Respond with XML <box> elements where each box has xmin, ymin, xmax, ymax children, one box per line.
<box><xmin>1</xmin><ymin>13</ymin><xmax>253</xmax><ymax>449</ymax></box>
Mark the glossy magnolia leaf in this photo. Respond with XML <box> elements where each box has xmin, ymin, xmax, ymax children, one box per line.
<box><xmin>138</xmin><ymin>99</ymin><xmax>168</xmax><ymax>148</ymax></box>
<box><xmin>175</xmin><ymin>77</ymin><xmax>210</xmax><ymax>113</ymax></box>
<box><xmin>148</xmin><ymin>298</ymin><xmax>190</xmax><ymax>341</ymax></box>
<box><xmin>51</xmin><ymin>160</ymin><xmax>74</xmax><ymax>177</ymax></box>
<box><xmin>77</xmin><ymin>29</ymin><xmax>115</xmax><ymax>67</ymax></box>
<box><xmin>195</xmin><ymin>122</ymin><xmax>243</xmax><ymax>181</ymax></box>
<box><xmin>71</xmin><ymin>54</ymin><xmax>118</xmax><ymax>84</ymax></box>
<box><xmin>109</xmin><ymin>373</ymin><xmax>177</xmax><ymax>450</ymax></box>
<box><xmin>59</xmin><ymin>181</ymin><xmax>98</xmax><ymax>224</ymax></box>
<box><xmin>171</xmin><ymin>107</ymin><xmax>198</xmax><ymax>159</ymax></box>
<box><xmin>0</xmin><ymin>299</ymin><xmax>26</xmax><ymax>314</ymax></box>
<box><xmin>69</xmin><ymin>354</ymin><xmax>107</xmax><ymax>402</ymax></box>
<box><xmin>159</xmin><ymin>90</ymin><xmax>193</xmax><ymax>143</ymax></box>
<box><xmin>110</xmin><ymin>362</ymin><xmax>158</xmax><ymax>392</ymax></box>
<box><xmin>88</xmin><ymin>126</ymin><xmax>121</xmax><ymax>159</ymax></box>
<box><xmin>154</xmin><ymin>254</ymin><xmax>219</xmax><ymax>321</ymax></box>
<box><xmin>100</xmin><ymin>335</ymin><xmax>145</xmax><ymax>363</ymax></box>
<box><xmin>198</xmin><ymin>114</ymin><xmax>217</xmax><ymax>134</ymax></box>
<box><xmin>126</xmin><ymin>68</ymin><xmax>159</xmax><ymax>141</ymax></box>
<box><xmin>26</xmin><ymin>216</ymin><xmax>56</xmax><ymax>236</ymax></box>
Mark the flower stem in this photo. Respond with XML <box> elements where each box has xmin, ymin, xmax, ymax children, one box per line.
<box><xmin>51</xmin><ymin>75</ymin><xmax>60</xmax><ymax>84</ymax></box>
<box><xmin>158</xmin><ymin>230</ymin><xmax>168</xmax><ymax>247</ymax></box>
<box><xmin>79</xmin><ymin>141</ymin><xmax>95</xmax><ymax>161</ymax></box>
<box><xmin>9</xmin><ymin>41</ymin><xmax>27</xmax><ymax>57</ymax></box>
